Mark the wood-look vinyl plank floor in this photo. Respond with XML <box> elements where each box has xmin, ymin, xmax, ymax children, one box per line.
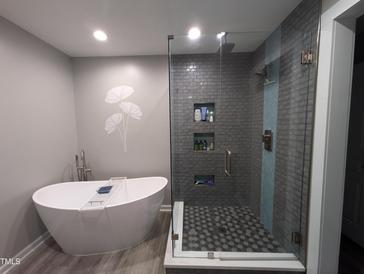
<box><xmin>10</xmin><ymin>212</ymin><xmax>171</xmax><ymax>274</ymax></box>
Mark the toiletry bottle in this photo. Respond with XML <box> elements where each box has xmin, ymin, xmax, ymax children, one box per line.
<box><xmin>194</xmin><ymin>109</ymin><xmax>201</xmax><ymax>122</ymax></box>
<box><xmin>194</xmin><ymin>140</ymin><xmax>199</xmax><ymax>151</ymax></box>
<box><xmin>203</xmin><ymin>140</ymin><xmax>208</xmax><ymax>150</ymax></box>
<box><xmin>201</xmin><ymin>106</ymin><xmax>208</xmax><ymax>121</ymax></box>
<box><xmin>209</xmin><ymin>110</ymin><xmax>214</xmax><ymax>122</ymax></box>
<box><xmin>199</xmin><ymin>140</ymin><xmax>204</xmax><ymax>151</ymax></box>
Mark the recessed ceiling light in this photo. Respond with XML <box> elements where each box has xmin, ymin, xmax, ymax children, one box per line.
<box><xmin>188</xmin><ymin>27</ymin><xmax>201</xmax><ymax>40</ymax></box>
<box><xmin>217</xmin><ymin>32</ymin><xmax>226</xmax><ymax>39</ymax></box>
<box><xmin>93</xmin><ymin>30</ymin><xmax>108</xmax><ymax>41</ymax></box>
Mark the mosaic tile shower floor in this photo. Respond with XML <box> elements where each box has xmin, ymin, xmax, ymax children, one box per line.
<box><xmin>182</xmin><ymin>205</ymin><xmax>286</xmax><ymax>253</ymax></box>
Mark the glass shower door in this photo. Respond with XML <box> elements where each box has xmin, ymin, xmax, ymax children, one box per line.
<box><xmin>168</xmin><ymin>28</ymin><xmax>316</xmax><ymax>262</ymax></box>
<box><xmin>169</xmin><ymin>34</ymin><xmax>223</xmax><ymax>258</ymax></box>
<box><xmin>169</xmin><ymin>34</ymin><xmax>244</xmax><ymax>258</ymax></box>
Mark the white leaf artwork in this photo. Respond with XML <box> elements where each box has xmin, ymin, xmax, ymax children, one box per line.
<box><xmin>119</xmin><ymin>102</ymin><xmax>142</xmax><ymax>120</ymax></box>
<box><xmin>104</xmin><ymin>85</ymin><xmax>142</xmax><ymax>152</ymax></box>
<box><xmin>105</xmin><ymin>113</ymin><xmax>123</xmax><ymax>134</ymax></box>
<box><xmin>105</xmin><ymin>85</ymin><xmax>134</xmax><ymax>104</ymax></box>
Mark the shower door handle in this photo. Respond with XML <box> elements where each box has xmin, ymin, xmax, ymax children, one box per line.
<box><xmin>224</xmin><ymin>150</ymin><xmax>232</xmax><ymax>176</ymax></box>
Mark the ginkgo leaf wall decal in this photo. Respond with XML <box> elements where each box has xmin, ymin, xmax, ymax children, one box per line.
<box><xmin>104</xmin><ymin>85</ymin><xmax>142</xmax><ymax>152</ymax></box>
<box><xmin>105</xmin><ymin>85</ymin><xmax>134</xmax><ymax>104</ymax></box>
<box><xmin>119</xmin><ymin>102</ymin><xmax>142</xmax><ymax>120</ymax></box>
<box><xmin>105</xmin><ymin>113</ymin><xmax>123</xmax><ymax>134</ymax></box>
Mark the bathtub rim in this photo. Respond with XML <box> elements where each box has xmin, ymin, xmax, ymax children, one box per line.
<box><xmin>32</xmin><ymin>176</ymin><xmax>167</xmax><ymax>211</ymax></box>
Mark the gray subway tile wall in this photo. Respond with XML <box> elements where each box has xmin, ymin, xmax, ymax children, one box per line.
<box><xmin>170</xmin><ymin>52</ymin><xmax>256</xmax><ymax>206</ymax></box>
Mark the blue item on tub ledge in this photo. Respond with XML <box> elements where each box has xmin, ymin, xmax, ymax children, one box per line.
<box><xmin>97</xmin><ymin>186</ymin><xmax>113</xmax><ymax>194</ymax></box>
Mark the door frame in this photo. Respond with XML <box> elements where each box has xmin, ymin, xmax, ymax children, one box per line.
<box><xmin>307</xmin><ymin>0</ymin><xmax>363</xmax><ymax>274</ymax></box>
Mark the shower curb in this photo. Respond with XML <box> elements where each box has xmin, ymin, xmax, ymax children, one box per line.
<box><xmin>164</xmin><ymin>222</ymin><xmax>305</xmax><ymax>273</ymax></box>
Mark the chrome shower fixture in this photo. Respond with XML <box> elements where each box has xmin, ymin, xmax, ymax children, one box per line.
<box><xmin>217</xmin><ymin>32</ymin><xmax>235</xmax><ymax>54</ymax></box>
<box><xmin>75</xmin><ymin>150</ymin><xmax>92</xmax><ymax>181</ymax></box>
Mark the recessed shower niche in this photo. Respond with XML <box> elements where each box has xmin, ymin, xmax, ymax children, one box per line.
<box><xmin>193</xmin><ymin>103</ymin><xmax>215</xmax><ymax>122</ymax></box>
<box><xmin>193</xmin><ymin>132</ymin><xmax>214</xmax><ymax>151</ymax></box>
<box><xmin>194</xmin><ymin>175</ymin><xmax>214</xmax><ymax>186</ymax></box>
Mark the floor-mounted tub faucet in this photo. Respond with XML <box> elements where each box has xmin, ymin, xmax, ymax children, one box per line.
<box><xmin>75</xmin><ymin>150</ymin><xmax>92</xmax><ymax>181</ymax></box>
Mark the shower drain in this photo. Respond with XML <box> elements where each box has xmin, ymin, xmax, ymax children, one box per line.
<box><xmin>217</xmin><ymin>226</ymin><xmax>227</xmax><ymax>234</ymax></box>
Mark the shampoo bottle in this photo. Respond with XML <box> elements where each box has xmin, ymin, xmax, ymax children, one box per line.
<box><xmin>201</xmin><ymin>107</ymin><xmax>208</xmax><ymax>121</ymax></box>
<box><xmin>194</xmin><ymin>109</ymin><xmax>201</xmax><ymax>122</ymax></box>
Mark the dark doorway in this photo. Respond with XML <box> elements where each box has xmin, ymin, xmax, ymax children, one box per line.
<box><xmin>338</xmin><ymin>15</ymin><xmax>364</xmax><ymax>274</ymax></box>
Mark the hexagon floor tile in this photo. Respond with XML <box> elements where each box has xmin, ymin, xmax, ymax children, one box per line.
<box><xmin>182</xmin><ymin>205</ymin><xmax>286</xmax><ymax>253</ymax></box>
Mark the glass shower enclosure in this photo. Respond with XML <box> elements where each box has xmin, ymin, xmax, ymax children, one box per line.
<box><xmin>168</xmin><ymin>22</ymin><xmax>318</xmax><ymax>264</ymax></box>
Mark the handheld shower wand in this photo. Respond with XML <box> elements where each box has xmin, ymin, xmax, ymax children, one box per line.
<box><xmin>75</xmin><ymin>150</ymin><xmax>92</xmax><ymax>181</ymax></box>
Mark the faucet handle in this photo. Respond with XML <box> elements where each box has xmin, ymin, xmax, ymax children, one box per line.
<box><xmin>84</xmin><ymin>168</ymin><xmax>92</xmax><ymax>181</ymax></box>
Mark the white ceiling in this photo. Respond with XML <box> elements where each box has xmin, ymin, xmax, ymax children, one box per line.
<box><xmin>0</xmin><ymin>0</ymin><xmax>301</xmax><ymax>57</ymax></box>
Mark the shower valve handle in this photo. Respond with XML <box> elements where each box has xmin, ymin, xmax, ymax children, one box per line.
<box><xmin>224</xmin><ymin>150</ymin><xmax>232</xmax><ymax>176</ymax></box>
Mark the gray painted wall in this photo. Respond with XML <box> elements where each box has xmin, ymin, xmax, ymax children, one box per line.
<box><xmin>72</xmin><ymin>56</ymin><xmax>171</xmax><ymax>204</ymax></box>
<box><xmin>0</xmin><ymin>22</ymin><xmax>171</xmax><ymax>261</ymax></box>
<box><xmin>0</xmin><ymin>17</ymin><xmax>77</xmax><ymax>259</ymax></box>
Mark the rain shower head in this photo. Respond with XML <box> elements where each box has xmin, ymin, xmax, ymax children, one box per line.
<box><xmin>217</xmin><ymin>42</ymin><xmax>235</xmax><ymax>54</ymax></box>
<box><xmin>217</xmin><ymin>32</ymin><xmax>235</xmax><ymax>54</ymax></box>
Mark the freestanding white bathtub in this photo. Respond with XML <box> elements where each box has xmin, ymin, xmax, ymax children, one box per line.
<box><xmin>33</xmin><ymin>177</ymin><xmax>167</xmax><ymax>256</ymax></box>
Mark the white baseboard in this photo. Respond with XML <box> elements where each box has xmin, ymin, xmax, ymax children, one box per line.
<box><xmin>160</xmin><ymin>204</ymin><xmax>172</xmax><ymax>212</ymax></box>
<box><xmin>0</xmin><ymin>231</ymin><xmax>50</xmax><ymax>274</ymax></box>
